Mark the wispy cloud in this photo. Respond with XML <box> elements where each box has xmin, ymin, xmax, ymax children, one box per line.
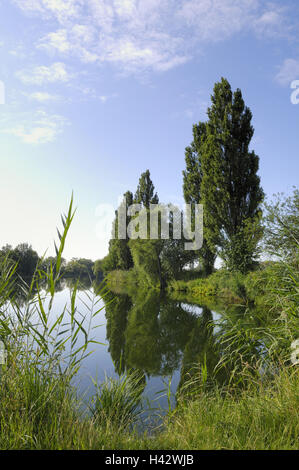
<box><xmin>98</xmin><ymin>93</ymin><xmax>118</xmax><ymax>103</ymax></box>
<box><xmin>16</xmin><ymin>62</ymin><xmax>70</xmax><ymax>85</ymax></box>
<box><xmin>1</xmin><ymin>110</ymin><xmax>69</xmax><ymax>144</ymax></box>
<box><xmin>11</xmin><ymin>0</ymin><xmax>294</xmax><ymax>76</ymax></box>
<box><xmin>252</xmin><ymin>2</ymin><xmax>294</xmax><ymax>39</ymax></box>
<box><xmin>276</xmin><ymin>58</ymin><xmax>299</xmax><ymax>86</ymax></box>
<box><xmin>177</xmin><ymin>0</ymin><xmax>257</xmax><ymax>42</ymax></box>
<box><xmin>7</xmin><ymin>0</ymin><xmax>296</xmax><ymax>145</ymax></box>
<box><xmin>39</xmin><ymin>29</ymin><xmax>71</xmax><ymax>53</ymax></box>
<box><xmin>27</xmin><ymin>91</ymin><xmax>60</xmax><ymax>102</ymax></box>
<box><xmin>12</xmin><ymin>0</ymin><xmax>81</xmax><ymax>21</ymax></box>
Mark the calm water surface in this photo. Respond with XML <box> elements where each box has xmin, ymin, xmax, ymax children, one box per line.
<box><xmin>46</xmin><ymin>284</ymin><xmax>248</xmax><ymax>424</ymax></box>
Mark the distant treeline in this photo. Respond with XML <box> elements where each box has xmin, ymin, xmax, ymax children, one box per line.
<box><xmin>0</xmin><ymin>244</ymin><xmax>103</xmax><ymax>283</ymax></box>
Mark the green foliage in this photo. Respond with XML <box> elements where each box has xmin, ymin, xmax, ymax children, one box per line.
<box><xmin>134</xmin><ymin>169</ymin><xmax>159</xmax><ymax>208</ymax></box>
<box><xmin>0</xmin><ymin>193</ymin><xmax>297</xmax><ymax>449</ymax></box>
<box><xmin>111</xmin><ymin>191</ymin><xmax>134</xmax><ymax>271</ymax></box>
<box><xmin>41</xmin><ymin>256</ymin><xmax>66</xmax><ymax>275</ymax></box>
<box><xmin>183</xmin><ymin>122</ymin><xmax>217</xmax><ymax>274</ymax></box>
<box><xmin>100</xmin><ymin>250</ymin><xmax>119</xmax><ymax>275</ymax></box>
<box><xmin>129</xmin><ymin>237</ymin><xmax>164</xmax><ymax>288</ymax></box>
<box><xmin>169</xmin><ymin>269</ymin><xmax>247</xmax><ymax>302</ymax></box>
<box><xmin>63</xmin><ymin>258</ymin><xmax>95</xmax><ymax>279</ymax></box>
<box><xmin>263</xmin><ymin>187</ymin><xmax>299</xmax><ymax>263</ymax></box>
<box><xmin>102</xmin><ymin>169</ymin><xmax>200</xmax><ymax>288</ymax></box>
<box><xmin>103</xmin><ymin>285</ymin><xmax>203</xmax><ymax>378</ymax></box>
<box><xmin>160</xmin><ymin>208</ymin><xmax>199</xmax><ymax>279</ymax></box>
<box><xmin>0</xmin><ymin>184</ymin><xmax>297</xmax><ymax>449</ymax></box>
<box><xmin>184</xmin><ymin>78</ymin><xmax>264</xmax><ymax>273</ymax></box>
<box><xmin>0</xmin><ymin>243</ymin><xmax>39</xmax><ymax>280</ymax></box>
<box><xmin>221</xmin><ymin>216</ymin><xmax>264</xmax><ymax>273</ymax></box>
<box><xmin>177</xmin><ymin>307</ymin><xmax>228</xmax><ymax>397</ymax></box>
<box><xmin>128</xmin><ymin>172</ymin><xmax>165</xmax><ymax>287</ymax></box>
<box><xmin>91</xmin><ymin>370</ymin><xmax>145</xmax><ymax>430</ymax></box>
<box><xmin>93</xmin><ymin>259</ymin><xmax>104</xmax><ymax>282</ymax></box>
<box><xmin>97</xmin><ymin>191</ymin><xmax>134</xmax><ymax>276</ymax></box>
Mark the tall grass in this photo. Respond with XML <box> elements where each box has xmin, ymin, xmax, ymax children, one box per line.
<box><xmin>0</xmin><ymin>196</ymin><xmax>108</xmax><ymax>449</ymax></box>
<box><xmin>154</xmin><ymin>366</ymin><xmax>299</xmax><ymax>450</ymax></box>
<box><xmin>91</xmin><ymin>370</ymin><xmax>145</xmax><ymax>430</ymax></box>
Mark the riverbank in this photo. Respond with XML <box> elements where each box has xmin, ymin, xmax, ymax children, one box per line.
<box><xmin>1</xmin><ymin>285</ymin><xmax>298</xmax><ymax>449</ymax></box>
<box><xmin>106</xmin><ymin>261</ymin><xmax>293</xmax><ymax>310</ymax></box>
<box><xmin>0</xmin><ymin>358</ymin><xmax>297</xmax><ymax>449</ymax></box>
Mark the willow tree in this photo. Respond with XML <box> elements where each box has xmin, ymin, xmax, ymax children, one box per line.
<box><xmin>129</xmin><ymin>170</ymin><xmax>165</xmax><ymax>288</ymax></box>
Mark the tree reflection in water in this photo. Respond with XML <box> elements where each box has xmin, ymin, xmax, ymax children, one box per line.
<box><xmin>103</xmin><ymin>288</ymin><xmax>230</xmax><ymax>396</ymax></box>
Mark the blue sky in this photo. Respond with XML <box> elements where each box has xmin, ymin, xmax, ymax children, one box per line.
<box><xmin>0</xmin><ymin>0</ymin><xmax>298</xmax><ymax>260</ymax></box>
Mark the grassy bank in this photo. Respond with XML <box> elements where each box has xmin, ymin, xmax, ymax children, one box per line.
<box><xmin>168</xmin><ymin>270</ymin><xmax>247</xmax><ymax>303</ymax></box>
<box><xmin>1</xmin><ymin>270</ymin><xmax>298</xmax><ymax>450</ymax></box>
<box><xmin>168</xmin><ymin>261</ymin><xmax>298</xmax><ymax>308</ymax></box>
<box><xmin>106</xmin><ymin>260</ymin><xmax>296</xmax><ymax>308</ymax></box>
<box><xmin>0</xmin><ymin>357</ymin><xmax>298</xmax><ymax>449</ymax></box>
<box><xmin>149</xmin><ymin>366</ymin><xmax>299</xmax><ymax>450</ymax></box>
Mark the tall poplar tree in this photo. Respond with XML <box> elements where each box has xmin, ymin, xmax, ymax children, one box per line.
<box><xmin>102</xmin><ymin>190</ymin><xmax>134</xmax><ymax>273</ymax></box>
<box><xmin>183</xmin><ymin>122</ymin><xmax>217</xmax><ymax>275</ymax></box>
<box><xmin>134</xmin><ymin>169</ymin><xmax>159</xmax><ymax>208</ymax></box>
<box><xmin>116</xmin><ymin>190</ymin><xmax>134</xmax><ymax>270</ymax></box>
<box><xmin>184</xmin><ymin>78</ymin><xmax>264</xmax><ymax>273</ymax></box>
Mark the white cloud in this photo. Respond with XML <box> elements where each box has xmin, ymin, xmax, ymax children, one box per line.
<box><xmin>12</xmin><ymin>0</ymin><xmax>82</xmax><ymax>21</ymax></box>
<box><xmin>27</xmin><ymin>91</ymin><xmax>60</xmax><ymax>102</ymax></box>
<box><xmin>1</xmin><ymin>110</ymin><xmax>69</xmax><ymax>144</ymax></box>
<box><xmin>6</xmin><ymin>126</ymin><xmax>57</xmax><ymax>144</ymax></box>
<box><xmin>253</xmin><ymin>3</ymin><xmax>292</xmax><ymax>39</ymax></box>
<box><xmin>12</xmin><ymin>0</ymin><xmax>294</xmax><ymax>75</ymax></box>
<box><xmin>39</xmin><ymin>26</ymin><xmax>99</xmax><ymax>63</ymax></box>
<box><xmin>12</xmin><ymin>0</ymin><xmax>44</xmax><ymax>13</ymax></box>
<box><xmin>39</xmin><ymin>29</ymin><xmax>71</xmax><ymax>53</ymax></box>
<box><xmin>177</xmin><ymin>0</ymin><xmax>259</xmax><ymax>42</ymax></box>
<box><xmin>98</xmin><ymin>93</ymin><xmax>117</xmax><ymax>103</ymax></box>
<box><xmin>16</xmin><ymin>62</ymin><xmax>70</xmax><ymax>85</ymax></box>
<box><xmin>13</xmin><ymin>0</ymin><xmax>190</xmax><ymax>73</ymax></box>
<box><xmin>276</xmin><ymin>59</ymin><xmax>299</xmax><ymax>86</ymax></box>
